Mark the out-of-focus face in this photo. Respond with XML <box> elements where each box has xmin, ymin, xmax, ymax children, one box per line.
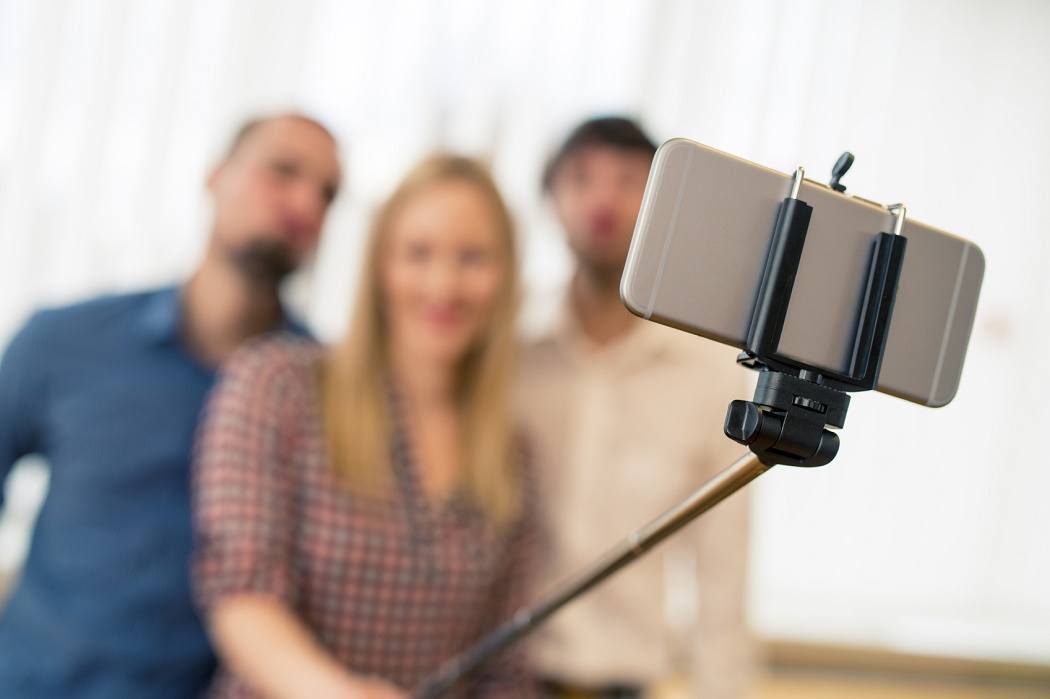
<box><xmin>381</xmin><ymin>179</ymin><xmax>507</xmax><ymax>367</ymax></box>
<box><xmin>208</xmin><ymin>117</ymin><xmax>342</xmax><ymax>281</ymax></box>
<box><xmin>550</xmin><ymin>145</ymin><xmax>652</xmax><ymax>280</ymax></box>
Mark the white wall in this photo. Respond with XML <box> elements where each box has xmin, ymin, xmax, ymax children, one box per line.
<box><xmin>2</xmin><ymin>0</ymin><xmax>1048</xmax><ymax>663</ymax></box>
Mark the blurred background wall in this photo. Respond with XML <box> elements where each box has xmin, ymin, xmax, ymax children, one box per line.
<box><xmin>1</xmin><ymin>0</ymin><xmax>1048</xmax><ymax>693</ymax></box>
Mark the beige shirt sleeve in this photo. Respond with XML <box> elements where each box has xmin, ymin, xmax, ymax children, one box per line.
<box><xmin>692</xmin><ymin>371</ymin><xmax>759</xmax><ymax>699</ymax></box>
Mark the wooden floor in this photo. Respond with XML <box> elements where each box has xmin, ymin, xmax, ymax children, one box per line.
<box><xmin>756</xmin><ymin>673</ymin><xmax>1050</xmax><ymax>699</ymax></box>
<box><xmin>752</xmin><ymin>641</ymin><xmax>1050</xmax><ymax>699</ymax></box>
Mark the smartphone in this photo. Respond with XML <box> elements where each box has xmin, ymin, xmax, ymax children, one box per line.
<box><xmin>620</xmin><ymin>138</ymin><xmax>984</xmax><ymax>407</ymax></box>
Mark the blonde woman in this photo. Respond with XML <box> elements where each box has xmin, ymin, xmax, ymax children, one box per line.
<box><xmin>192</xmin><ymin>155</ymin><xmax>535</xmax><ymax>699</ymax></box>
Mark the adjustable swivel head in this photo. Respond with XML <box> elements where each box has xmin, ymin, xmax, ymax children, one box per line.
<box><xmin>724</xmin><ymin>370</ymin><xmax>848</xmax><ymax>467</ymax></box>
<box><xmin>830</xmin><ymin>151</ymin><xmax>854</xmax><ymax>192</ymax></box>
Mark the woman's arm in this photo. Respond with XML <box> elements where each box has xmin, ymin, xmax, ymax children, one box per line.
<box><xmin>192</xmin><ymin>342</ymin><xmax>405</xmax><ymax>699</ymax></box>
<box><xmin>209</xmin><ymin>594</ymin><xmax>404</xmax><ymax>699</ymax></box>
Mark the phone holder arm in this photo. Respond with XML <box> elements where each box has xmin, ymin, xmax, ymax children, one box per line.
<box><xmin>725</xmin><ymin>167</ymin><xmax>907</xmax><ymax>467</ymax></box>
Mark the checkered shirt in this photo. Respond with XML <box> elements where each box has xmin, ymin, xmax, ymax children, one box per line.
<box><xmin>192</xmin><ymin>336</ymin><xmax>537</xmax><ymax>698</ymax></box>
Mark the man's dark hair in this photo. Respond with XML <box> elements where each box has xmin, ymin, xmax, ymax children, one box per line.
<box><xmin>542</xmin><ymin>116</ymin><xmax>657</xmax><ymax>191</ymax></box>
<box><xmin>224</xmin><ymin>111</ymin><xmax>336</xmax><ymax>158</ymax></box>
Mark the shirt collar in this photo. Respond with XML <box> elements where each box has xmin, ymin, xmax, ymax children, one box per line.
<box><xmin>136</xmin><ymin>285</ymin><xmax>310</xmax><ymax>346</ymax></box>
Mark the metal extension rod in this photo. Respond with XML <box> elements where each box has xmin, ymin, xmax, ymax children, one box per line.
<box><xmin>415</xmin><ymin>451</ymin><xmax>769</xmax><ymax>698</ymax></box>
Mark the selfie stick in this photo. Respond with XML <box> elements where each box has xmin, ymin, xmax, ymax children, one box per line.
<box><xmin>415</xmin><ymin>165</ymin><xmax>908</xmax><ymax>698</ymax></box>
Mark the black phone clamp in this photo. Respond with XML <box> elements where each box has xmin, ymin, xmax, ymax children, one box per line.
<box><xmin>724</xmin><ymin>166</ymin><xmax>908</xmax><ymax>467</ymax></box>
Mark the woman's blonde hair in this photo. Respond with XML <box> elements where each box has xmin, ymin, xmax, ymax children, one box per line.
<box><xmin>320</xmin><ymin>154</ymin><xmax>521</xmax><ymax>526</ymax></box>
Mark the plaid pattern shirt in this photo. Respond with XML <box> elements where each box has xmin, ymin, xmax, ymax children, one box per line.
<box><xmin>192</xmin><ymin>336</ymin><xmax>537</xmax><ymax>698</ymax></box>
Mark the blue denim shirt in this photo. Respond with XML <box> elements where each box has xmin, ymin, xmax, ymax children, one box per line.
<box><xmin>0</xmin><ymin>286</ymin><xmax>307</xmax><ymax>698</ymax></box>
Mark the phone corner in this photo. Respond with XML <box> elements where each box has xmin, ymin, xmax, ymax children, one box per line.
<box><xmin>966</xmin><ymin>240</ymin><xmax>986</xmax><ymax>282</ymax></box>
<box><xmin>619</xmin><ymin>273</ymin><xmax>652</xmax><ymax>320</ymax></box>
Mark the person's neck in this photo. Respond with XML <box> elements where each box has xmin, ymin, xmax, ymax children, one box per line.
<box><xmin>389</xmin><ymin>346</ymin><xmax>457</xmax><ymax>416</ymax></box>
<box><xmin>570</xmin><ymin>267</ymin><xmax>635</xmax><ymax>347</ymax></box>
<box><xmin>181</xmin><ymin>250</ymin><xmax>284</xmax><ymax>367</ymax></box>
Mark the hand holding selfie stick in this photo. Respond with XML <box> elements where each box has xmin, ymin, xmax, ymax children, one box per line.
<box><xmin>414</xmin><ymin>163</ymin><xmax>908</xmax><ymax>699</ymax></box>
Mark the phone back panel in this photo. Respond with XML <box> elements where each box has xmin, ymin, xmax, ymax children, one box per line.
<box><xmin>621</xmin><ymin>138</ymin><xmax>984</xmax><ymax>406</ymax></box>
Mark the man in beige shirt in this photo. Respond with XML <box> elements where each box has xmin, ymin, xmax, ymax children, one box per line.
<box><xmin>519</xmin><ymin>117</ymin><xmax>756</xmax><ymax>698</ymax></box>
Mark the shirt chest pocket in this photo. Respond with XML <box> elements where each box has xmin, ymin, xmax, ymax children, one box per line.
<box><xmin>614</xmin><ymin>441</ymin><xmax>698</xmax><ymax>520</ymax></box>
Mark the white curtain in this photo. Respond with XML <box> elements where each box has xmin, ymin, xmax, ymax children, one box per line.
<box><xmin>2</xmin><ymin>0</ymin><xmax>1048</xmax><ymax>663</ymax></box>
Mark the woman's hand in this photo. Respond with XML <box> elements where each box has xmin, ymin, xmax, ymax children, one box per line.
<box><xmin>347</xmin><ymin>676</ymin><xmax>409</xmax><ymax>699</ymax></box>
<box><xmin>206</xmin><ymin>595</ymin><xmax>411</xmax><ymax>699</ymax></box>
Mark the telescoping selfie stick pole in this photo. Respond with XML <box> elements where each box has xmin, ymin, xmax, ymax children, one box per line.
<box><xmin>415</xmin><ymin>163</ymin><xmax>908</xmax><ymax>698</ymax></box>
<box><xmin>416</xmin><ymin>452</ymin><xmax>768</xmax><ymax>697</ymax></box>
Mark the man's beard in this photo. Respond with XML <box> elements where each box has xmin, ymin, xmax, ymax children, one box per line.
<box><xmin>229</xmin><ymin>237</ymin><xmax>297</xmax><ymax>285</ymax></box>
<box><xmin>575</xmin><ymin>253</ymin><xmax>627</xmax><ymax>291</ymax></box>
